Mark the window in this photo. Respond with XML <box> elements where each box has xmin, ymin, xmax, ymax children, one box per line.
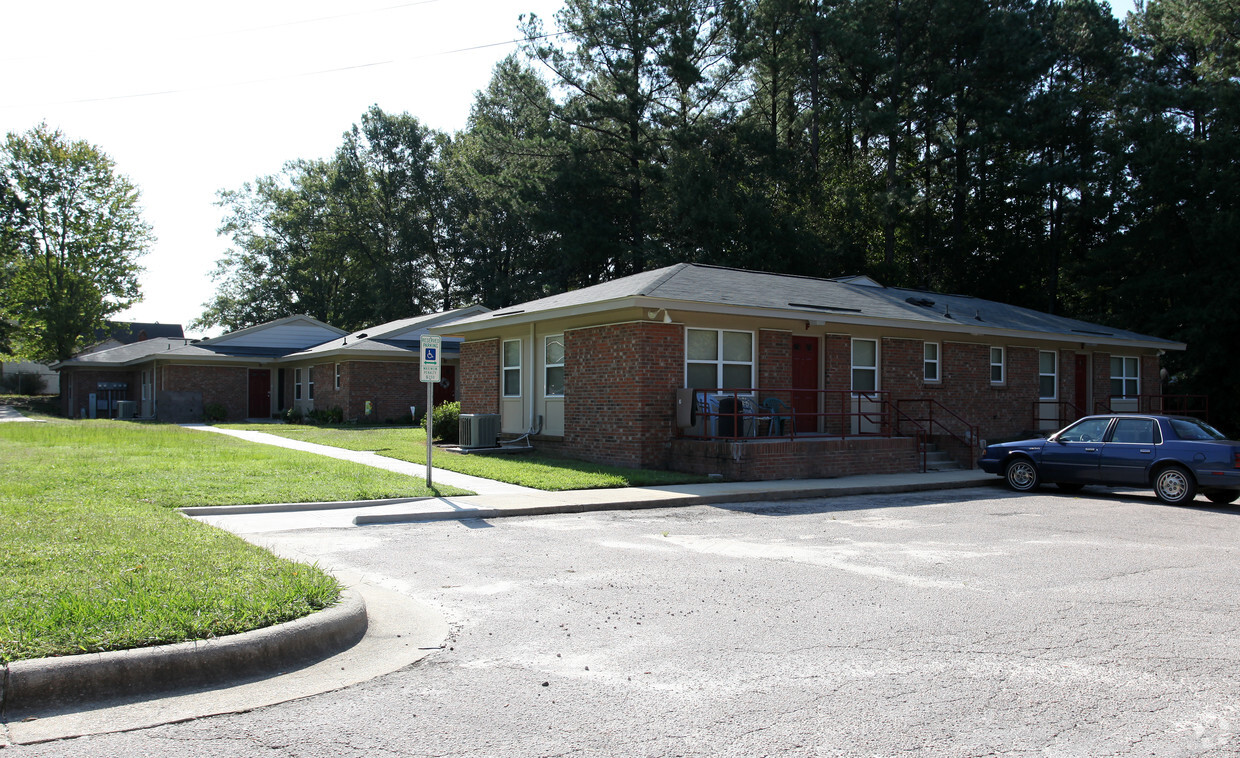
<box><xmin>1110</xmin><ymin>417</ymin><xmax>1158</xmax><ymax>445</ymax></box>
<box><xmin>294</xmin><ymin>368</ymin><xmax>303</xmax><ymax>400</ymax></box>
<box><xmin>335</xmin><ymin>363</ymin><xmax>342</xmax><ymax>390</ymax></box>
<box><xmin>503</xmin><ymin>339</ymin><xmax>522</xmax><ymax>397</ymax></box>
<box><xmin>307</xmin><ymin>367</ymin><xmax>315</xmax><ymax>400</ymax></box>
<box><xmin>1039</xmin><ymin>351</ymin><xmax>1057</xmax><ymax>399</ymax></box>
<box><xmin>852</xmin><ymin>339</ymin><xmax>878</xmax><ymax>393</ymax></box>
<box><xmin>141</xmin><ymin>370</ymin><xmax>151</xmax><ymax>402</ymax></box>
<box><xmin>923</xmin><ymin>342</ymin><xmax>940</xmax><ymax>382</ymax></box>
<box><xmin>1055</xmin><ymin>417</ymin><xmax>1110</xmax><ymax>443</ymax></box>
<box><xmin>685</xmin><ymin>329</ymin><xmax>754</xmax><ymax>391</ymax></box>
<box><xmin>545</xmin><ymin>335</ymin><xmax>565</xmax><ymax>397</ymax></box>
<box><xmin>1110</xmin><ymin>356</ymin><xmax>1139</xmax><ymax>398</ymax></box>
<box><xmin>990</xmin><ymin>347</ymin><xmax>1005</xmax><ymax>384</ymax></box>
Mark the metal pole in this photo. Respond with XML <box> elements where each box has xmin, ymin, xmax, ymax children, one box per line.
<box><xmin>426</xmin><ymin>379</ymin><xmax>433</xmax><ymax>489</ymax></box>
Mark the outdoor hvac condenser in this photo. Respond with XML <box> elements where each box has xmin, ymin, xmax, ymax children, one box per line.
<box><xmin>459</xmin><ymin>413</ymin><xmax>501</xmax><ymax>449</ymax></box>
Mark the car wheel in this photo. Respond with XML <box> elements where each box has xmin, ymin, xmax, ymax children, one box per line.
<box><xmin>1005</xmin><ymin>458</ymin><xmax>1040</xmax><ymax>492</ymax></box>
<box><xmin>1153</xmin><ymin>465</ymin><xmax>1196</xmax><ymax>505</ymax></box>
<box><xmin>1204</xmin><ymin>490</ymin><xmax>1239</xmax><ymax>505</ymax></box>
<box><xmin>1056</xmin><ymin>482</ymin><xmax>1085</xmax><ymax>493</ymax></box>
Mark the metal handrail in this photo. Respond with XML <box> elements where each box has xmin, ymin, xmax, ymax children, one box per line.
<box><xmin>896</xmin><ymin>398</ymin><xmax>980</xmax><ymax>470</ymax></box>
<box><xmin>1032</xmin><ymin>400</ymin><xmax>1089</xmax><ymax>430</ymax></box>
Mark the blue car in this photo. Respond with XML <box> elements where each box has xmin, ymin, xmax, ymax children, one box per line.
<box><xmin>979</xmin><ymin>414</ymin><xmax>1240</xmax><ymax>505</ymax></box>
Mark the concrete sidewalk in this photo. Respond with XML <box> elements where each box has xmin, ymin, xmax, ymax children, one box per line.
<box><xmin>184</xmin><ymin>424</ymin><xmax>539</xmax><ymax>496</ymax></box>
<box><xmin>187</xmin><ymin>469</ymin><xmax>996</xmax><ymax>533</ymax></box>
<box><xmin>0</xmin><ymin>404</ymin><xmax>40</xmax><ymax>422</ymax></box>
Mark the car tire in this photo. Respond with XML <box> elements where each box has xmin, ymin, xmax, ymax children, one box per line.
<box><xmin>1153</xmin><ymin>465</ymin><xmax>1196</xmax><ymax>505</ymax></box>
<box><xmin>1005</xmin><ymin>458</ymin><xmax>1040</xmax><ymax>492</ymax></box>
<box><xmin>1204</xmin><ymin>490</ymin><xmax>1239</xmax><ymax>505</ymax></box>
<box><xmin>1056</xmin><ymin>482</ymin><xmax>1085</xmax><ymax>493</ymax></box>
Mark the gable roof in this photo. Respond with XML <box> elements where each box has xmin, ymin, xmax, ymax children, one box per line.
<box><xmin>435</xmin><ymin>263</ymin><xmax>1184</xmax><ymax>351</ymax></box>
<box><xmin>281</xmin><ymin>306</ymin><xmax>490</xmax><ymax>361</ymax></box>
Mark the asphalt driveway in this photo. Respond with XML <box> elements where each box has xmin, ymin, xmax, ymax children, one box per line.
<box><xmin>9</xmin><ymin>487</ymin><xmax>1239</xmax><ymax>757</ymax></box>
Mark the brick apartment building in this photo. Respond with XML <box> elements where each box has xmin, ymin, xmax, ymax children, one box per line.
<box><xmin>53</xmin><ymin>308</ymin><xmax>485</xmax><ymax>423</ymax></box>
<box><xmin>431</xmin><ymin>264</ymin><xmax>1184</xmax><ymax>480</ymax></box>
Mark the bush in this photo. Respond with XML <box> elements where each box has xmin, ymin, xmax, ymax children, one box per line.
<box><xmin>283</xmin><ymin>407</ymin><xmax>305</xmax><ymax>424</ymax></box>
<box><xmin>203</xmin><ymin>402</ymin><xmax>228</xmax><ymax>423</ymax></box>
<box><xmin>0</xmin><ymin>372</ymin><xmax>45</xmax><ymax>395</ymax></box>
<box><xmin>432</xmin><ymin>401</ymin><xmax>461</xmax><ymax>444</ymax></box>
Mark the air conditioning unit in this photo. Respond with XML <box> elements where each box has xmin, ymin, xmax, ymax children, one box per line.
<box><xmin>115</xmin><ymin>400</ymin><xmax>136</xmax><ymax>420</ymax></box>
<box><xmin>459</xmin><ymin>413</ymin><xmax>501</xmax><ymax>449</ymax></box>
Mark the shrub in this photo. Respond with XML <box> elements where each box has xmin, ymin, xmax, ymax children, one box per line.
<box><xmin>203</xmin><ymin>402</ymin><xmax>228</xmax><ymax>423</ymax></box>
<box><xmin>432</xmin><ymin>401</ymin><xmax>461</xmax><ymax>444</ymax></box>
<box><xmin>283</xmin><ymin>407</ymin><xmax>305</xmax><ymax>424</ymax></box>
<box><xmin>0</xmin><ymin>372</ymin><xmax>45</xmax><ymax>395</ymax></box>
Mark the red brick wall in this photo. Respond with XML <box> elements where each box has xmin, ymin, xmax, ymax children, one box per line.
<box><xmin>670</xmin><ymin>437</ymin><xmax>919</xmax><ymax>480</ymax></box>
<box><xmin>758</xmin><ymin>330</ymin><xmax>792</xmax><ymax>390</ymax></box>
<box><xmin>160</xmin><ymin>364</ymin><xmax>248</xmax><ymax>421</ymax></box>
<box><xmin>460</xmin><ymin>340</ymin><xmax>499</xmax><ymax>415</ymax></box>
<box><xmin>325</xmin><ymin>361</ymin><xmax>422</xmax><ymax>421</ymax></box>
<box><xmin>564</xmin><ymin>322</ymin><xmax>682</xmax><ymax>469</ymax></box>
<box><xmin>59</xmin><ymin>368</ymin><xmax>140</xmax><ymax>418</ymax></box>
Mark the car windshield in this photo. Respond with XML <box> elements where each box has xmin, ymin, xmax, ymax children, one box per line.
<box><xmin>1169</xmin><ymin>417</ymin><xmax>1228</xmax><ymax>441</ymax></box>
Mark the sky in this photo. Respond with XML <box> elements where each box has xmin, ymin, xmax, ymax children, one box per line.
<box><xmin>3</xmin><ymin>0</ymin><xmax>1136</xmax><ymax>338</ymax></box>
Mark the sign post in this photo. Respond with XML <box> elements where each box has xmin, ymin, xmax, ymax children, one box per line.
<box><xmin>420</xmin><ymin>335</ymin><xmax>442</xmax><ymax>488</ymax></box>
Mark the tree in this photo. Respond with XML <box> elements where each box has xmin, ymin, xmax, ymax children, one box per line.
<box><xmin>0</xmin><ymin>124</ymin><xmax>152</xmax><ymax>361</ymax></box>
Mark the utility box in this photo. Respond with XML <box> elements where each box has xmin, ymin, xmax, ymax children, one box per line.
<box><xmin>459</xmin><ymin>414</ymin><xmax>501</xmax><ymax>449</ymax></box>
<box><xmin>115</xmin><ymin>400</ymin><xmax>136</xmax><ymax>420</ymax></box>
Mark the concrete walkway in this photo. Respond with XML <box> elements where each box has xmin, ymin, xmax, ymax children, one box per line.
<box><xmin>184</xmin><ymin>424</ymin><xmax>539</xmax><ymax>496</ymax></box>
<box><xmin>0</xmin><ymin>404</ymin><xmax>40</xmax><ymax>422</ymax></box>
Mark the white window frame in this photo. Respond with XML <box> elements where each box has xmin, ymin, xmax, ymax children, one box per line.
<box><xmin>294</xmin><ymin>368</ymin><xmax>303</xmax><ymax>401</ymax></box>
<box><xmin>544</xmin><ymin>335</ymin><xmax>565</xmax><ymax>398</ymax></box>
<box><xmin>1039</xmin><ymin>351</ymin><xmax>1058</xmax><ymax>400</ymax></box>
<box><xmin>335</xmin><ymin>363</ymin><xmax>342</xmax><ymax>390</ymax></box>
<box><xmin>990</xmin><ymin>347</ymin><xmax>1005</xmax><ymax>385</ymax></box>
<box><xmin>1110</xmin><ymin>356</ymin><xmax>1140</xmax><ymax>398</ymax></box>
<box><xmin>923</xmin><ymin>342</ymin><xmax>940</xmax><ymax>383</ymax></box>
<box><xmin>307</xmin><ymin>367</ymin><xmax>315</xmax><ymax>400</ymax></box>
<box><xmin>502</xmin><ymin>339</ymin><xmax>522</xmax><ymax>398</ymax></box>
<box><xmin>685</xmin><ymin>328</ymin><xmax>755</xmax><ymax>392</ymax></box>
<box><xmin>141</xmin><ymin>370</ymin><xmax>151</xmax><ymax>402</ymax></box>
<box><xmin>852</xmin><ymin>338</ymin><xmax>879</xmax><ymax>394</ymax></box>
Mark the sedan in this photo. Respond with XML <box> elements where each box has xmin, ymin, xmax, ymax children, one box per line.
<box><xmin>979</xmin><ymin>414</ymin><xmax>1240</xmax><ymax>505</ymax></box>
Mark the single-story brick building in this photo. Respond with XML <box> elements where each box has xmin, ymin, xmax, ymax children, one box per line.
<box><xmin>430</xmin><ymin>263</ymin><xmax>1185</xmax><ymax>480</ymax></box>
<box><xmin>54</xmin><ymin>308</ymin><xmax>484</xmax><ymax>422</ymax></box>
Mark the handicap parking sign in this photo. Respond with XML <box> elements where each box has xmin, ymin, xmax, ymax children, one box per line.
<box><xmin>420</xmin><ymin>335</ymin><xmax>442</xmax><ymax>382</ymax></box>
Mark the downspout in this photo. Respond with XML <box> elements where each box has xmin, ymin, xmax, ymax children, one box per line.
<box><xmin>528</xmin><ymin>323</ymin><xmax>536</xmax><ymax>430</ymax></box>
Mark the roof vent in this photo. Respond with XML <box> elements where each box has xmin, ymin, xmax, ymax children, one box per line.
<box><xmin>905</xmin><ymin>297</ymin><xmax>935</xmax><ymax>307</ymax></box>
<box><xmin>356</xmin><ymin>333</ymin><xmax>367</xmax><ymax>339</ymax></box>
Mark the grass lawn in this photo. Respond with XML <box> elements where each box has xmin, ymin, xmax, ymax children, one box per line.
<box><xmin>0</xmin><ymin>420</ymin><xmax>468</xmax><ymax>663</ymax></box>
<box><xmin>222</xmin><ymin>424</ymin><xmax>710</xmax><ymax>490</ymax></box>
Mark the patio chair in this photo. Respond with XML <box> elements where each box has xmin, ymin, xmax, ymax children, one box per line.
<box><xmin>761</xmin><ymin>397</ymin><xmax>793</xmax><ymax>436</ymax></box>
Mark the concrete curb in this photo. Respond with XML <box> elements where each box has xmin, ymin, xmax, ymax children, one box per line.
<box><xmin>0</xmin><ymin>588</ymin><xmax>367</xmax><ymax>718</ymax></box>
<box><xmin>180</xmin><ymin>496</ymin><xmax>435</xmax><ymax>516</ymax></box>
<box><xmin>354</xmin><ymin>475</ymin><xmax>996</xmax><ymax>525</ymax></box>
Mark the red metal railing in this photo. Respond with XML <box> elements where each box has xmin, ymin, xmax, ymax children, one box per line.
<box><xmin>680</xmin><ymin>388</ymin><xmax>986</xmax><ymax>471</ymax></box>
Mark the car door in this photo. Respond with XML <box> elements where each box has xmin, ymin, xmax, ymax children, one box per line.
<box><xmin>1039</xmin><ymin>417</ymin><xmax>1113</xmax><ymax>483</ymax></box>
<box><xmin>1098</xmin><ymin>417</ymin><xmax>1160</xmax><ymax>486</ymax></box>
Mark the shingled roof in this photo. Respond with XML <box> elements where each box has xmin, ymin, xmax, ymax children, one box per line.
<box><xmin>436</xmin><ymin>263</ymin><xmax>1184</xmax><ymax>351</ymax></box>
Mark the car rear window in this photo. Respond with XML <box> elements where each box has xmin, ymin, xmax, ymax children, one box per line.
<box><xmin>1169</xmin><ymin>418</ymin><xmax>1227</xmax><ymax>441</ymax></box>
<box><xmin>1110</xmin><ymin>418</ymin><xmax>1159</xmax><ymax>444</ymax></box>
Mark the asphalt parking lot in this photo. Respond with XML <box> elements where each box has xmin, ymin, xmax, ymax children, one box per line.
<box><xmin>9</xmin><ymin>486</ymin><xmax>1240</xmax><ymax>757</ymax></box>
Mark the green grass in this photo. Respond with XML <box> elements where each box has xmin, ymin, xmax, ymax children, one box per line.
<box><xmin>0</xmin><ymin>420</ymin><xmax>468</xmax><ymax>663</ymax></box>
<box><xmin>222</xmin><ymin>423</ymin><xmax>710</xmax><ymax>490</ymax></box>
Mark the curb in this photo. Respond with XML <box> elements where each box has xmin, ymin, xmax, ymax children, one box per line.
<box><xmin>354</xmin><ymin>476</ymin><xmax>997</xmax><ymax>525</ymax></box>
<box><xmin>0</xmin><ymin>588</ymin><xmax>367</xmax><ymax>718</ymax></box>
<box><xmin>180</xmin><ymin>496</ymin><xmax>435</xmax><ymax>516</ymax></box>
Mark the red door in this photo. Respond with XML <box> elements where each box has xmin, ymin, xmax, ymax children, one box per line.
<box><xmin>432</xmin><ymin>365</ymin><xmax>457</xmax><ymax>407</ymax></box>
<box><xmin>1074</xmin><ymin>355</ymin><xmax>1089</xmax><ymax>417</ymax></box>
<box><xmin>791</xmin><ymin>336</ymin><xmax>819</xmax><ymax>433</ymax></box>
<box><xmin>248</xmin><ymin>369</ymin><xmax>271</xmax><ymax>418</ymax></box>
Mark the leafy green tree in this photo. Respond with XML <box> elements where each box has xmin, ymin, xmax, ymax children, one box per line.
<box><xmin>0</xmin><ymin>124</ymin><xmax>152</xmax><ymax>361</ymax></box>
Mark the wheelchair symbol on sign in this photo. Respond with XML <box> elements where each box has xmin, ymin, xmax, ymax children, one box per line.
<box><xmin>424</xmin><ymin>348</ymin><xmax>437</xmax><ymax>362</ymax></box>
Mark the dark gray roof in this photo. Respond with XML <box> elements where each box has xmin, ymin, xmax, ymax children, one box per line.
<box><xmin>282</xmin><ymin>306</ymin><xmax>487</xmax><ymax>361</ymax></box>
<box><xmin>444</xmin><ymin>263</ymin><xmax>1183</xmax><ymax>349</ymax></box>
<box><xmin>94</xmin><ymin>321</ymin><xmax>185</xmax><ymax>344</ymax></box>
